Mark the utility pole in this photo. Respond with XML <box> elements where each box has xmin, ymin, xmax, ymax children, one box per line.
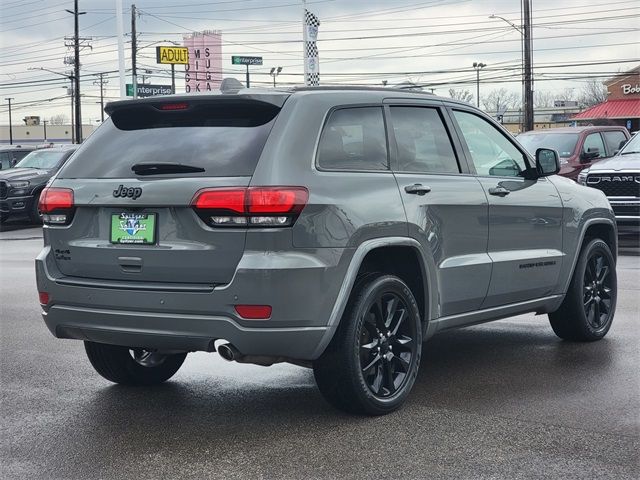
<box><xmin>131</xmin><ymin>4</ymin><xmax>138</xmax><ymax>98</ymax></box>
<box><xmin>93</xmin><ymin>73</ymin><xmax>108</xmax><ymax>122</ymax></box>
<box><xmin>65</xmin><ymin>0</ymin><xmax>86</xmax><ymax>143</ymax></box>
<box><xmin>523</xmin><ymin>0</ymin><xmax>534</xmax><ymax>131</ymax></box>
<box><xmin>43</xmin><ymin>120</ymin><xmax>48</xmax><ymax>142</ymax></box>
<box><xmin>5</xmin><ymin>98</ymin><xmax>13</xmax><ymax>145</ymax></box>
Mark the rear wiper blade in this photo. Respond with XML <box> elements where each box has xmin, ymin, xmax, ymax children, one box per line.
<box><xmin>131</xmin><ymin>162</ymin><xmax>205</xmax><ymax>175</ymax></box>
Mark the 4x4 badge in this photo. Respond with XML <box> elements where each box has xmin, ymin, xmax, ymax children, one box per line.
<box><xmin>113</xmin><ymin>185</ymin><xmax>142</xmax><ymax>199</ymax></box>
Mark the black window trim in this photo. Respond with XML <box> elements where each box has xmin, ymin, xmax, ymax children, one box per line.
<box><xmin>447</xmin><ymin>106</ymin><xmax>535</xmax><ymax>179</ymax></box>
<box><xmin>314</xmin><ymin>103</ymin><xmax>392</xmax><ymax>174</ymax></box>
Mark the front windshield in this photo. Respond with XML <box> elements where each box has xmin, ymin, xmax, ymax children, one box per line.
<box><xmin>619</xmin><ymin>133</ymin><xmax>640</xmax><ymax>155</ymax></box>
<box><xmin>14</xmin><ymin>150</ymin><xmax>70</xmax><ymax>169</ymax></box>
<box><xmin>517</xmin><ymin>133</ymin><xmax>579</xmax><ymax>158</ymax></box>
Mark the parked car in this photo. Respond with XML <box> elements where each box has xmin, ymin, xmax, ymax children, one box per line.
<box><xmin>578</xmin><ymin>131</ymin><xmax>640</xmax><ymax>232</ymax></box>
<box><xmin>36</xmin><ymin>87</ymin><xmax>617</xmax><ymax>415</ymax></box>
<box><xmin>0</xmin><ymin>145</ymin><xmax>36</xmax><ymax>171</ymax></box>
<box><xmin>517</xmin><ymin>126</ymin><xmax>630</xmax><ymax>181</ymax></box>
<box><xmin>0</xmin><ymin>145</ymin><xmax>77</xmax><ymax>224</ymax></box>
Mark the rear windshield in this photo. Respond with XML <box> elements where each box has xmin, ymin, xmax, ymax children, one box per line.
<box><xmin>58</xmin><ymin>101</ymin><xmax>280</xmax><ymax>179</ymax></box>
<box><xmin>517</xmin><ymin>133</ymin><xmax>579</xmax><ymax>158</ymax></box>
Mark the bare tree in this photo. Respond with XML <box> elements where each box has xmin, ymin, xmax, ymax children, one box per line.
<box><xmin>534</xmin><ymin>90</ymin><xmax>555</xmax><ymax>108</ymax></box>
<box><xmin>448</xmin><ymin>88</ymin><xmax>474</xmax><ymax>104</ymax></box>
<box><xmin>481</xmin><ymin>88</ymin><xmax>520</xmax><ymax>112</ymax></box>
<box><xmin>49</xmin><ymin>114</ymin><xmax>69</xmax><ymax>125</ymax></box>
<box><xmin>578</xmin><ymin>78</ymin><xmax>608</xmax><ymax>108</ymax></box>
<box><xmin>556</xmin><ymin>88</ymin><xmax>577</xmax><ymax>102</ymax></box>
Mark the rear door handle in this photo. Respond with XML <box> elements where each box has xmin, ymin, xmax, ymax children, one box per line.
<box><xmin>404</xmin><ymin>184</ymin><xmax>431</xmax><ymax>196</ymax></box>
<box><xmin>488</xmin><ymin>186</ymin><xmax>510</xmax><ymax>197</ymax></box>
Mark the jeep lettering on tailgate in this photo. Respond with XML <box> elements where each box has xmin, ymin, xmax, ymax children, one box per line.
<box><xmin>113</xmin><ymin>185</ymin><xmax>142</xmax><ymax>199</ymax></box>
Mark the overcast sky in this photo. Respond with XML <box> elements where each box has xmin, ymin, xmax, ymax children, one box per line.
<box><xmin>1</xmin><ymin>0</ymin><xmax>638</xmax><ymax>123</ymax></box>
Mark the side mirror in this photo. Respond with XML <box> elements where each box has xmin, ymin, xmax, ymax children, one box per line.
<box><xmin>536</xmin><ymin>148</ymin><xmax>560</xmax><ymax>177</ymax></box>
<box><xmin>580</xmin><ymin>147</ymin><xmax>600</xmax><ymax>162</ymax></box>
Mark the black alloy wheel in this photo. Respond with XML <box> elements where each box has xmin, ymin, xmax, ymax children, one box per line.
<box><xmin>313</xmin><ymin>274</ymin><xmax>423</xmax><ymax>415</ymax></box>
<box><xmin>359</xmin><ymin>292</ymin><xmax>417</xmax><ymax>398</ymax></box>
<box><xmin>582</xmin><ymin>251</ymin><xmax>614</xmax><ymax>332</ymax></box>
<box><xmin>549</xmin><ymin>238</ymin><xmax>617</xmax><ymax>342</ymax></box>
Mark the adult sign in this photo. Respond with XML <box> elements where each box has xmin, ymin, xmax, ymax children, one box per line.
<box><xmin>156</xmin><ymin>46</ymin><xmax>189</xmax><ymax>65</ymax></box>
<box><xmin>232</xmin><ymin>56</ymin><xmax>263</xmax><ymax>66</ymax></box>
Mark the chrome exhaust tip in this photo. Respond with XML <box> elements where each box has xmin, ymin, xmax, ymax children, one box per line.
<box><xmin>217</xmin><ymin>343</ymin><xmax>237</xmax><ymax>362</ymax></box>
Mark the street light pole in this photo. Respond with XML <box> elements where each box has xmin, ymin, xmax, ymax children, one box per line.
<box><xmin>472</xmin><ymin>62</ymin><xmax>486</xmax><ymax>108</ymax></box>
<box><xmin>5</xmin><ymin>98</ymin><xmax>14</xmax><ymax>145</ymax></box>
<box><xmin>29</xmin><ymin>67</ymin><xmax>76</xmax><ymax>143</ymax></box>
<box><xmin>489</xmin><ymin>6</ymin><xmax>534</xmax><ymax>132</ymax></box>
<box><xmin>270</xmin><ymin>66</ymin><xmax>283</xmax><ymax>88</ymax></box>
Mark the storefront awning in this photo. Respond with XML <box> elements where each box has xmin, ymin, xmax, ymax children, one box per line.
<box><xmin>573</xmin><ymin>99</ymin><xmax>640</xmax><ymax>120</ymax></box>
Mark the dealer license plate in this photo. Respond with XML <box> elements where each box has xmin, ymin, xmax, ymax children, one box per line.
<box><xmin>110</xmin><ymin>212</ymin><xmax>156</xmax><ymax>245</ymax></box>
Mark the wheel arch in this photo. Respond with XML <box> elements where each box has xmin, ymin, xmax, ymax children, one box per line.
<box><xmin>310</xmin><ymin>237</ymin><xmax>434</xmax><ymax>359</ymax></box>
<box><xmin>561</xmin><ymin>218</ymin><xmax>617</xmax><ymax>294</ymax></box>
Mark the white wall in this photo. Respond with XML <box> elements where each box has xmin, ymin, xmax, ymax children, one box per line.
<box><xmin>0</xmin><ymin>124</ymin><xmax>96</xmax><ymax>144</ymax></box>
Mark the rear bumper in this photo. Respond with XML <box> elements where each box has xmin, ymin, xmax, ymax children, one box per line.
<box><xmin>45</xmin><ymin>305</ymin><xmax>327</xmax><ymax>358</ymax></box>
<box><xmin>36</xmin><ymin>245</ymin><xmax>350</xmax><ymax>360</ymax></box>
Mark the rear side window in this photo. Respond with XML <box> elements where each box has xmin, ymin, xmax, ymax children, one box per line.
<box><xmin>602</xmin><ymin>131</ymin><xmax>628</xmax><ymax>155</ymax></box>
<box><xmin>390</xmin><ymin>107</ymin><xmax>459</xmax><ymax>173</ymax></box>
<box><xmin>317</xmin><ymin>107</ymin><xmax>388</xmax><ymax>171</ymax></box>
<box><xmin>58</xmin><ymin>101</ymin><xmax>280</xmax><ymax>179</ymax></box>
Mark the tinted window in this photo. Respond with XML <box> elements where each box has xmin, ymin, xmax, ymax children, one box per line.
<box><xmin>517</xmin><ymin>133</ymin><xmax>579</xmax><ymax>158</ymax></box>
<box><xmin>390</xmin><ymin>107</ymin><xmax>459</xmax><ymax>173</ymax></box>
<box><xmin>453</xmin><ymin>110</ymin><xmax>527</xmax><ymax>177</ymax></box>
<box><xmin>317</xmin><ymin>107</ymin><xmax>388</xmax><ymax>171</ymax></box>
<box><xmin>583</xmin><ymin>133</ymin><xmax>606</xmax><ymax>158</ymax></box>
<box><xmin>58</xmin><ymin>102</ymin><xmax>279</xmax><ymax>179</ymax></box>
<box><xmin>12</xmin><ymin>151</ymin><xmax>31</xmax><ymax>163</ymax></box>
<box><xmin>0</xmin><ymin>152</ymin><xmax>10</xmax><ymax>170</ymax></box>
<box><xmin>602</xmin><ymin>131</ymin><xmax>627</xmax><ymax>155</ymax></box>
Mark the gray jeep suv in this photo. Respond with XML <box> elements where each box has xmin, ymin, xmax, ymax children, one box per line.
<box><xmin>35</xmin><ymin>87</ymin><xmax>617</xmax><ymax>415</ymax></box>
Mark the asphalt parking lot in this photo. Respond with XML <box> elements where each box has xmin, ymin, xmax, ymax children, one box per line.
<box><xmin>1</xmin><ymin>222</ymin><xmax>638</xmax><ymax>479</ymax></box>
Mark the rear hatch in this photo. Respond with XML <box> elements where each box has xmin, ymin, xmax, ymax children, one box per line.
<box><xmin>47</xmin><ymin>95</ymin><xmax>286</xmax><ymax>286</ymax></box>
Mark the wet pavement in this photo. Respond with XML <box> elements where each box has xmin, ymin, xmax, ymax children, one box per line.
<box><xmin>1</xmin><ymin>225</ymin><xmax>638</xmax><ymax>479</ymax></box>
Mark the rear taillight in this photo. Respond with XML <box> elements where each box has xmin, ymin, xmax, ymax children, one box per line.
<box><xmin>191</xmin><ymin>187</ymin><xmax>308</xmax><ymax>227</ymax></box>
<box><xmin>39</xmin><ymin>187</ymin><xmax>74</xmax><ymax>225</ymax></box>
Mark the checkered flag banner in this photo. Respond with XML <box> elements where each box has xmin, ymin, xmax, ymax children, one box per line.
<box><xmin>304</xmin><ymin>8</ymin><xmax>320</xmax><ymax>86</ymax></box>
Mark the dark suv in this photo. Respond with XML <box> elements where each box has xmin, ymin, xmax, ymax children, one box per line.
<box><xmin>35</xmin><ymin>87</ymin><xmax>617</xmax><ymax>415</ymax></box>
<box><xmin>0</xmin><ymin>145</ymin><xmax>35</xmax><ymax>171</ymax></box>
<box><xmin>0</xmin><ymin>146</ymin><xmax>76</xmax><ymax>224</ymax></box>
<box><xmin>517</xmin><ymin>126</ymin><xmax>630</xmax><ymax>181</ymax></box>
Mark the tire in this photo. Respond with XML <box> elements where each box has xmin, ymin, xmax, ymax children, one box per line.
<box><xmin>29</xmin><ymin>192</ymin><xmax>42</xmax><ymax>224</ymax></box>
<box><xmin>313</xmin><ymin>274</ymin><xmax>423</xmax><ymax>415</ymax></box>
<box><xmin>549</xmin><ymin>238</ymin><xmax>617</xmax><ymax>341</ymax></box>
<box><xmin>84</xmin><ymin>341</ymin><xmax>187</xmax><ymax>385</ymax></box>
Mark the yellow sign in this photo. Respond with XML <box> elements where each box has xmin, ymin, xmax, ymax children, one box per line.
<box><xmin>156</xmin><ymin>46</ymin><xmax>189</xmax><ymax>65</ymax></box>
